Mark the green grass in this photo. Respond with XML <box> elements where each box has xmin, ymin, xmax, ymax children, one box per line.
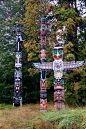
<box><xmin>0</xmin><ymin>103</ymin><xmax>14</xmax><ymax>109</ymax></box>
<box><xmin>0</xmin><ymin>102</ymin><xmax>86</xmax><ymax>129</ymax></box>
<box><xmin>43</xmin><ymin>107</ymin><xmax>86</xmax><ymax>129</ymax></box>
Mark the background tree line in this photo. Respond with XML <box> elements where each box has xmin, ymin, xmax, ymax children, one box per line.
<box><xmin>0</xmin><ymin>0</ymin><xmax>86</xmax><ymax>106</ymax></box>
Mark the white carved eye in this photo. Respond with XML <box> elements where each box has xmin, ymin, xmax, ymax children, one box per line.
<box><xmin>16</xmin><ymin>87</ymin><xmax>19</xmax><ymax>90</ymax></box>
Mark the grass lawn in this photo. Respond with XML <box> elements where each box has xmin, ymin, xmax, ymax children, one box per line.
<box><xmin>0</xmin><ymin>102</ymin><xmax>86</xmax><ymax>129</ymax></box>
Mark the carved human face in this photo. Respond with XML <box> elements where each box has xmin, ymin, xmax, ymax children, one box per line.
<box><xmin>57</xmin><ymin>90</ymin><xmax>61</xmax><ymax>94</ymax></box>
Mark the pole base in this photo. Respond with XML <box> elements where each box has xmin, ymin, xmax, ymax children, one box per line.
<box><xmin>13</xmin><ymin>96</ymin><xmax>22</xmax><ymax>107</ymax></box>
<box><xmin>40</xmin><ymin>109</ymin><xmax>47</xmax><ymax>112</ymax></box>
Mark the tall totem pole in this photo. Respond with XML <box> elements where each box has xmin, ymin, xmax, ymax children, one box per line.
<box><xmin>13</xmin><ymin>28</ymin><xmax>23</xmax><ymax>107</ymax></box>
<box><xmin>40</xmin><ymin>15</ymin><xmax>47</xmax><ymax>112</ymax></box>
<box><xmin>33</xmin><ymin>16</ymin><xmax>85</xmax><ymax>111</ymax></box>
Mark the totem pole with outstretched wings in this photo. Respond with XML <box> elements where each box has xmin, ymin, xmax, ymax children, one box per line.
<box><xmin>33</xmin><ymin>15</ymin><xmax>85</xmax><ymax>111</ymax></box>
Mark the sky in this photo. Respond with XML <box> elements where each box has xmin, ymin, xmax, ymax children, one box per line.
<box><xmin>76</xmin><ymin>0</ymin><xmax>86</xmax><ymax>17</ymax></box>
<box><xmin>50</xmin><ymin>0</ymin><xmax>86</xmax><ymax>17</ymax></box>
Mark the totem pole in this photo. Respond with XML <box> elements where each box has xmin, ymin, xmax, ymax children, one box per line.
<box><xmin>53</xmin><ymin>46</ymin><xmax>65</xmax><ymax>109</ymax></box>
<box><xmin>40</xmin><ymin>15</ymin><xmax>47</xmax><ymax>112</ymax></box>
<box><xmin>13</xmin><ymin>28</ymin><xmax>23</xmax><ymax>107</ymax></box>
<box><xmin>33</xmin><ymin>16</ymin><xmax>85</xmax><ymax>111</ymax></box>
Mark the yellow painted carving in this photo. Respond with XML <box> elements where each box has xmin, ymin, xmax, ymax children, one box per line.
<box><xmin>55</xmin><ymin>73</ymin><xmax>57</xmax><ymax>78</ymax></box>
<box><xmin>57</xmin><ymin>52</ymin><xmax>59</xmax><ymax>58</ymax></box>
<box><xmin>60</xmin><ymin>73</ymin><xmax>62</xmax><ymax>78</ymax></box>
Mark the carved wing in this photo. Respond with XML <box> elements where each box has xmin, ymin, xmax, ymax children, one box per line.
<box><xmin>63</xmin><ymin>61</ymin><xmax>85</xmax><ymax>70</ymax></box>
<box><xmin>32</xmin><ymin>62</ymin><xmax>53</xmax><ymax>71</ymax></box>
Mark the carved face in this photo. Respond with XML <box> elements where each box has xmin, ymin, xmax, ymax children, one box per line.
<box><xmin>41</xmin><ymin>25</ymin><xmax>45</xmax><ymax>31</ymax></box>
<box><xmin>54</xmin><ymin>61</ymin><xmax>62</xmax><ymax>72</ymax></box>
<box><xmin>15</xmin><ymin>53</ymin><xmax>22</xmax><ymax>67</ymax></box>
<box><xmin>41</xmin><ymin>16</ymin><xmax>46</xmax><ymax>24</ymax></box>
<box><xmin>15</xmin><ymin>80</ymin><xmax>22</xmax><ymax>85</ymax></box>
<box><xmin>41</xmin><ymin>36</ymin><xmax>46</xmax><ymax>44</ymax></box>
<box><xmin>15</xmin><ymin>53</ymin><xmax>22</xmax><ymax>58</ymax></box>
<box><xmin>53</xmin><ymin>46</ymin><xmax>63</xmax><ymax>60</ymax></box>
<box><xmin>53</xmin><ymin>60</ymin><xmax>63</xmax><ymax>80</ymax></box>
<box><xmin>14</xmin><ymin>70</ymin><xmax>22</xmax><ymax>80</ymax></box>
<box><xmin>40</xmin><ymin>79</ymin><xmax>47</xmax><ymax>92</ymax></box>
<box><xmin>54</xmin><ymin>79</ymin><xmax>64</xmax><ymax>90</ymax></box>
<box><xmin>57</xmin><ymin>90</ymin><xmax>61</xmax><ymax>94</ymax></box>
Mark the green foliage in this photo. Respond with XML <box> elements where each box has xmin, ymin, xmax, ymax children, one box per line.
<box><xmin>47</xmin><ymin>71</ymin><xmax>54</xmax><ymax>89</ymax></box>
<box><xmin>43</xmin><ymin>108</ymin><xmax>86</xmax><ymax>129</ymax></box>
<box><xmin>0</xmin><ymin>103</ymin><xmax>14</xmax><ymax>109</ymax></box>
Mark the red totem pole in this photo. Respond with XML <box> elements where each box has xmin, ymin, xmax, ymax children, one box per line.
<box><xmin>40</xmin><ymin>15</ymin><xmax>47</xmax><ymax>112</ymax></box>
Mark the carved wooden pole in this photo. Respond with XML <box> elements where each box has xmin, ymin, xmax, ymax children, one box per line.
<box><xmin>13</xmin><ymin>28</ymin><xmax>23</xmax><ymax>107</ymax></box>
<box><xmin>53</xmin><ymin>45</ymin><xmax>65</xmax><ymax>109</ymax></box>
<box><xmin>40</xmin><ymin>15</ymin><xmax>47</xmax><ymax>112</ymax></box>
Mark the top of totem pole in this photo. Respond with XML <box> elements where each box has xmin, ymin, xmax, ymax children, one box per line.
<box><xmin>53</xmin><ymin>45</ymin><xmax>63</xmax><ymax>60</ymax></box>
